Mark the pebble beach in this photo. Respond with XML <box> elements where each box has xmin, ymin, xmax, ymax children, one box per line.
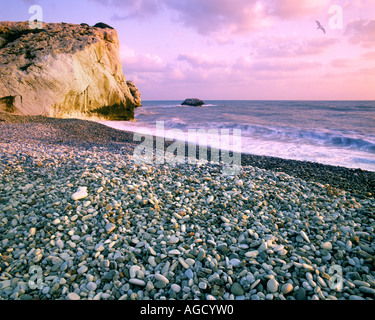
<box><xmin>0</xmin><ymin>112</ymin><xmax>374</xmax><ymax>301</ymax></box>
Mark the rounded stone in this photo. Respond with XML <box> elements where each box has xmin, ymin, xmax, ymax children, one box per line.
<box><xmin>77</xmin><ymin>265</ymin><xmax>88</xmax><ymax>274</ymax></box>
<box><xmin>281</xmin><ymin>283</ymin><xmax>293</xmax><ymax>295</ymax></box>
<box><xmin>67</xmin><ymin>292</ymin><xmax>81</xmax><ymax>300</ymax></box>
<box><xmin>267</xmin><ymin>278</ymin><xmax>279</xmax><ymax>293</ymax></box>
<box><xmin>321</xmin><ymin>242</ymin><xmax>333</xmax><ymax>251</ymax></box>
<box><xmin>296</xmin><ymin>287</ymin><xmax>307</xmax><ymax>300</ymax></box>
<box><xmin>86</xmin><ymin>282</ymin><xmax>97</xmax><ymax>291</ymax></box>
<box><xmin>171</xmin><ymin>284</ymin><xmax>181</xmax><ymax>293</ymax></box>
<box><xmin>129</xmin><ymin>279</ymin><xmax>146</xmax><ymax>287</ymax></box>
<box><xmin>231</xmin><ymin>283</ymin><xmax>244</xmax><ymax>296</ymax></box>
<box><xmin>155</xmin><ymin>273</ymin><xmax>169</xmax><ymax>284</ymax></box>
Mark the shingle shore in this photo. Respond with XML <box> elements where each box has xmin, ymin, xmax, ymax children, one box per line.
<box><xmin>0</xmin><ymin>113</ymin><xmax>374</xmax><ymax>300</ymax></box>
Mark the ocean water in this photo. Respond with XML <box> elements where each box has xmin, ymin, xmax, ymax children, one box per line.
<box><xmin>98</xmin><ymin>100</ymin><xmax>375</xmax><ymax>172</ymax></box>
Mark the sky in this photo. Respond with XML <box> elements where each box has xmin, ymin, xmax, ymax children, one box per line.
<box><xmin>1</xmin><ymin>0</ymin><xmax>375</xmax><ymax>100</ymax></box>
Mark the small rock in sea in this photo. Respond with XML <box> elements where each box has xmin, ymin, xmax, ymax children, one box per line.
<box><xmin>71</xmin><ymin>187</ymin><xmax>88</xmax><ymax>201</ymax></box>
<box><xmin>231</xmin><ymin>283</ymin><xmax>244</xmax><ymax>296</ymax></box>
<box><xmin>181</xmin><ymin>98</ymin><xmax>205</xmax><ymax>107</ymax></box>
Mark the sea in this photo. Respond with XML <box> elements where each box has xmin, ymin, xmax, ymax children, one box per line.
<box><xmin>98</xmin><ymin>100</ymin><xmax>375</xmax><ymax>172</ymax></box>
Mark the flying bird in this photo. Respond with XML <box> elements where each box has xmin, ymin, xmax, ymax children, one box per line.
<box><xmin>316</xmin><ymin>20</ymin><xmax>326</xmax><ymax>34</ymax></box>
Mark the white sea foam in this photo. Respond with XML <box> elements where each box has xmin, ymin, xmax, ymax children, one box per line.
<box><xmin>97</xmin><ymin>100</ymin><xmax>375</xmax><ymax>171</ymax></box>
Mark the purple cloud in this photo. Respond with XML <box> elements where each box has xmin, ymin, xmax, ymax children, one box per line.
<box><xmin>345</xmin><ymin>19</ymin><xmax>375</xmax><ymax>48</ymax></box>
<box><xmin>89</xmin><ymin>0</ymin><xmax>329</xmax><ymax>36</ymax></box>
<box><xmin>89</xmin><ymin>0</ymin><xmax>161</xmax><ymax>20</ymax></box>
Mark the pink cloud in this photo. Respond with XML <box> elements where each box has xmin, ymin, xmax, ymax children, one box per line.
<box><xmin>330</xmin><ymin>59</ymin><xmax>355</xmax><ymax>68</ymax></box>
<box><xmin>177</xmin><ymin>52</ymin><xmax>226</xmax><ymax>68</ymax></box>
<box><xmin>345</xmin><ymin>19</ymin><xmax>375</xmax><ymax>47</ymax></box>
<box><xmin>165</xmin><ymin>0</ymin><xmax>331</xmax><ymax>36</ymax></box>
<box><xmin>264</xmin><ymin>0</ymin><xmax>329</xmax><ymax>19</ymax></box>
<box><xmin>361</xmin><ymin>50</ymin><xmax>375</xmax><ymax>60</ymax></box>
<box><xmin>249</xmin><ymin>36</ymin><xmax>339</xmax><ymax>58</ymax></box>
<box><xmin>165</xmin><ymin>0</ymin><xmax>271</xmax><ymax>36</ymax></box>
<box><xmin>233</xmin><ymin>56</ymin><xmax>322</xmax><ymax>73</ymax></box>
<box><xmin>89</xmin><ymin>0</ymin><xmax>160</xmax><ymax>20</ymax></box>
<box><xmin>120</xmin><ymin>45</ymin><xmax>167</xmax><ymax>72</ymax></box>
<box><xmin>89</xmin><ymin>0</ymin><xmax>336</xmax><ymax>38</ymax></box>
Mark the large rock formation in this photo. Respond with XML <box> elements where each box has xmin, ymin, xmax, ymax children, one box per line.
<box><xmin>0</xmin><ymin>21</ymin><xmax>141</xmax><ymax>120</ymax></box>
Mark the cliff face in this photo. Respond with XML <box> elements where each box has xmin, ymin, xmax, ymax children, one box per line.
<box><xmin>0</xmin><ymin>21</ymin><xmax>141</xmax><ymax>120</ymax></box>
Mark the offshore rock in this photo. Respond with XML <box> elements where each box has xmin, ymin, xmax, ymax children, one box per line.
<box><xmin>181</xmin><ymin>98</ymin><xmax>205</xmax><ymax>107</ymax></box>
<box><xmin>0</xmin><ymin>21</ymin><xmax>141</xmax><ymax>120</ymax></box>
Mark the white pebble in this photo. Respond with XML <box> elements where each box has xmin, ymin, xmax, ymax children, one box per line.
<box><xmin>129</xmin><ymin>279</ymin><xmax>146</xmax><ymax>286</ymax></box>
<box><xmin>155</xmin><ymin>273</ymin><xmax>169</xmax><ymax>284</ymax></box>
<box><xmin>300</xmin><ymin>231</ymin><xmax>310</xmax><ymax>243</ymax></box>
<box><xmin>67</xmin><ymin>292</ymin><xmax>80</xmax><ymax>300</ymax></box>
<box><xmin>86</xmin><ymin>282</ymin><xmax>97</xmax><ymax>291</ymax></box>
<box><xmin>71</xmin><ymin>187</ymin><xmax>88</xmax><ymax>201</ymax></box>
<box><xmin>321</xmin><ymin>242</ymin><xmax>332</xmax><ymax>250</ymax></box>
<box><xmin>267</xmin><ymin>278</ymin><xmax>279</xmax><ymax>293</ymax></box>
<box><xmin>171</xmin><ymin>284</ymin><xmax>181</xmax><ymax>293</ymax></box>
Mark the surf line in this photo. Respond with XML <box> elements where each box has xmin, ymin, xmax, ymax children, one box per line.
<box><xmin>133</xmin><ymin>121</ymin><xmax>242</xmax><ymax>175</ymax></box>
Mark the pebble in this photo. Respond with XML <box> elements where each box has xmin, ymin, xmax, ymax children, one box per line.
<box><xmin>168</xmin><ymin>249</ymin><xmax>181</xmax><ymax>255</ymax></box>
<box><xmin>71</xmin><ymin>187</ymin><xmax>88</xmax><ymax>201</ymax></box>
<box><xmin>129</xmin><ymin>279</ymin><xmax>146</xmax><ymax>287</ymax></box>
<box><xmin>29</xmin><ymin>227</ymin><xmax>36</xmax><ymax>237</ymax></box>
<box><xmin>199</xmin><ymin>282</ymin><xmax>207</xmax><ymax>290</ymax></box>
<box><xmin>231</xmin><ymin>283</ymin><xmax>244</xmax><ymax>296</ymax></box>
<box><xmin>155</xmin><ymin>273</ymin><xmax>169</xmax><ymax>285</ymax></box>
<box><xmin>229</xmin><ymin>258</ymin><xmax>242</xmax><ymax>267</ymax></box>
<box><xmin>56</xmin><ymin>239</ymin><xmax>64</xmax><ymax>249</ymax></box>
<box><xmin>300</xmin><ymin>231</ymin><xmax>310</xmax><ymax>243</ymax></box>
<box><xmin>86</xmin><ymin>282</ymin><xmax>97</xmax><ymax>291</ymax></box>
<box><xmin>0</xmin><ymin>130</ymin><xmax>374</xmax><ymax>302</ymax></box>
<box><xmin>105</xmin><ymin>223</ymin><xmax>116</xmax><ymax>234</ymax></box>
<box><xmin>67</xmin><ymin>292</ymin><xmax>81</xmax><ymax>300</ymax></box>
<box><xmin>171</xmin><ymin>284</ymin><xmax>181</xmax><ymax>293</ymax></box>
<box><xmin>95</xmin><ymin>244</ymin><xmax>105</xmax><ymax>252</ymax></box>
<box><xmin>77</xmin><ymin>265</ymin><xmax>88</xmax><ymax>274</ymax></box>
<box><xmin>281</xmin><ymin>283</ymin><xmax>293</xmax><ymax>295</ymax></box>
<box><xmin>321</xmin><ymin>242</ymin><xmax>333</xmax><ymax>250</ymax></box>
<box><xmin>296</xmin><ymin>287</ymin><xmax>307</xmax><ymax>300</ymax></box>
<box><xmin>267</xmin><ymin>278</ymin><xmax>279</xmax><ymax>293</ymax></box>
<box><xmin>359</xmin><ymin>287</ymin><xmax>375</xmax><ymax>294</ymax></box>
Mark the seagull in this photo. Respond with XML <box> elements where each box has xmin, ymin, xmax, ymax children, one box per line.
<box><xmin>316</xmin><ymin>20</ymin><xmax>326</xmax><ymax>34</ymax></box>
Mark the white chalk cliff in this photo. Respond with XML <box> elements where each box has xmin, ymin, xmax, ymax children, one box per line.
<box><xmin>0</xmin><ymin>21</ymin><xmax>141</xmax><ymax>120</ymax></box>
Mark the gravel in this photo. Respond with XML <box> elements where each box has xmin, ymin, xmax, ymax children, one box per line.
<box><xmin>0</xmin><ymin>113</ymin><xmax>374</xmax><ymax>300</ymax></box>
